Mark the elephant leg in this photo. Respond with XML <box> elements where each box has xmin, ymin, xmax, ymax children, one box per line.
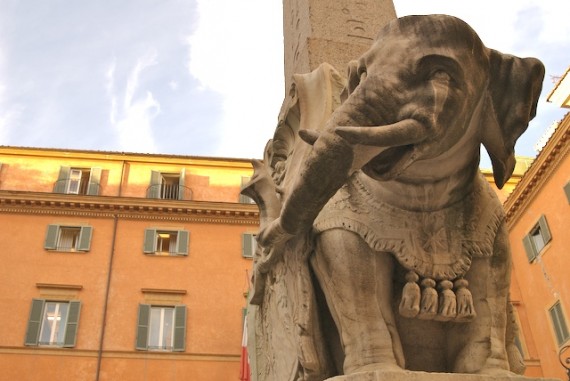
<box><xmin>447</xmin><ymin>225</ymin><xmax>512</xmax><ymax>374</ymax></box>
<box><xmin>311</xmin><ymin>229</ymin><xmax>404</xmax><ymax>374</ymax></box>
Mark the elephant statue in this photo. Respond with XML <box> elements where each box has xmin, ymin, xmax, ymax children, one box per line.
<box><xmin>243</xmin><ymin>14</ymin><xmax>544</xmax><ymax>380</ymax></box>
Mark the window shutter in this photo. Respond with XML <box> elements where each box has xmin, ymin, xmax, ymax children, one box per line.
<box><xmin>550</xmin><ymin>302</ymin><xmax>570</xmax><ymax>345</ymax></box>
<box><xmin>77</xmin><ymin>226</ymin><xmax>93</xmax><ymax>252</ymax></box>
<box><xmin>148</xmin><ymin>171</ymin><xmax>162</xmax><ymax>198</ymax></box>
<box><xmin>143</xmin><ymin>229</ymin><xmax>157</xmax><ymax>253</ymax></box>
<box><xmin>173</xmin><ymin>305</ymin><xmax>187</xmax><ymax>352</ymax></box>
<box><xmin>25</xmin><ymin>299</ymin><xmax>45</xmax><ymax>346</ymax></box>
<box><xmin>54</xmin><ymin>166</ymin><xmax>71</xmax><ymax>193</ymax></box>
<box><xmin>178</xmin><ymin>168</ymin><xmax>186</xmax><ymax>200</ymax></box>
<box><xmin>44</xmin><ymin>225</ymin><xmax>60</xmax><ymax>250</ymax></box>
<box><xmin>564</xmin><ymin>181</ymin><xmax>570</xmax><ymax>204</ymax></box>
<box><xmin>242</xmin><ymin>233</ymin><xmax>256</xmax><ymax>258</ymax></box>
<box><xmin>63</xmin><ymin>301</ymin><xmax>81</xmax><ymax>347</ymax></box>
<box><xmin>136</xmin><ymin>304</ymin><xmax>151</xmax><ymax>350</ymax></box>
<box><xmin>522</xmin><ymin>234</ymin><xmax>536</xmax><ymax>262</ymax></box>
<box><xmin>87</xmin><ymin>167</ymin><xmax>102</xmax><ymax>195</ymax></box>
<box><xmin>239</xmin><ymin>176</ymin><xmax>252</xmax><ymax>203</ymax></box>
<box><xmin>537</xmin><ymin>215</ymin><xmax>552</xmax><ymax>246</ymax></box>
<box><xmin>176</xmin><ymin>230</ymin><xmax>189</xmax><ymax>256</ymax></box>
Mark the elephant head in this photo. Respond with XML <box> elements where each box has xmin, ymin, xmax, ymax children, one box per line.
<box><xmin>270</xmin><ymin>14</ymin><xmax>544</xmax><ymax>238</ymax></box>
<box><xmin>335</xmin><ymin>15</ymin><xmax>544</xmax><ymax>188</ymax></box>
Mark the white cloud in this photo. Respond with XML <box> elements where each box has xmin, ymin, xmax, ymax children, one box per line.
<box><xmin>187</xmin><ymin>0</ymin><xmax>284</xmax><ymax>158</ymax></box>
<box><xmin>107</xmin><ymin>50</ymin><xmax>161</xmax><ymax>153</ymax></box>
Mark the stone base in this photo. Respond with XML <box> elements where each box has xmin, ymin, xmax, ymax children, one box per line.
<box><xmin>327</xmin><ymin>370</ymin><xmax>560</xmax><ymax>381</ymax></box>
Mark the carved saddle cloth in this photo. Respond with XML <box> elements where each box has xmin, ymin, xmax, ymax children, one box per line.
<box><xmin>313</xmin><ymin>171</ymin><xmax>504</xmax><ymax>281</ymax></box>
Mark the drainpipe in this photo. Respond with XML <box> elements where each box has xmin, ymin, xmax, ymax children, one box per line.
<box><xmin>118</xmin><ymin>160</ymin><xmax>126</xmax><ymax>197</ymax></box>
<box><xmin>95</xmin><ymin>214</ymin><xmax>119</xmax><ymax>381</ymax></box>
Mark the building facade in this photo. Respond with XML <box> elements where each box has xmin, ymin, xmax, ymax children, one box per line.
<box><xmin>0</xmin><ymin>147</ymin><xmax>258</xmax><ymax>381</ymax></box>
<box><xmin>502</xmin><ymin>69</ymin><xmax>570</xmax><ymax>380</ymax></box>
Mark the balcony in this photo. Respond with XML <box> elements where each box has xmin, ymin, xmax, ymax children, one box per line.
<box><xmin>53</xmin><ymin>179</ymin><xmax>101</xmax><ymax>196</ymax></box>
<box><xmin>146</xmin><ymin>184</ymin><xmax>193</xmax><ymax>200</ymax></box>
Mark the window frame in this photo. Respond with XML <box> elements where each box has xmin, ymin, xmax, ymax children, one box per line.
<box><xmin>522</xmin><ymin>215</ymin><xmax>551</xmax><ymax>262</ymax></box>
<box><xmin>148</xmin><ymin>169</ymin><xmax>186</xmax><ymax>200</ymax></box>
<box><xmin>24</xmin><ymin>299</ymin><xmax>81</xmax><ymax>348</ymax></box>
<box><xmin>242</xmin><ymin>233</ymin><xmax>257</xmax><ymax>259</ymax></box>
<box><xmin>136</xmin><ymin>304</ymin><xmax>186</xmax><ymax>352</ymax></box>
<box><xmin>549</xmin><ymin>301</ymin><xmax>570</xmax><ymax>347</ymax></box>
<box><xmin>53</xmin><ymin>166</ymin><xmax>102</xmax><ymax>195</ymax></box>
<box><xmin>44</xmin><ymin>225</ymin><xmax>93</xmax><ymax>252</ymax></box>
<box><xmin>143</xmin><ymin>228</ymin><xmax>189</xmax><ymax>256</ymax></box>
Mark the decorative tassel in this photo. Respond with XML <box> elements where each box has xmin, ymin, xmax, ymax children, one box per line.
<box><xmin>435</xmin><ymin>280</ymin><xmax>456</xmax><ymax>321</ymax></box>
<box><xmin>418</xmin><ymin>278</ymin><xmax>438</xmax><ymax>320</ymax></box>
<box><xmin>454</xmin><ymin>278</ymin><xmax>476</xmax><ymax>322</ymax></box>
<box><xmin>399</xmin><ymin>271</ymin><xmax>420</xmax><ymax>318</ymax></box>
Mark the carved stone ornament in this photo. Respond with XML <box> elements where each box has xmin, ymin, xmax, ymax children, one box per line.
<box><xmin>241</xmin><ymin>15</ymin><xmax>548</xmax><ymax>381</ymax></box>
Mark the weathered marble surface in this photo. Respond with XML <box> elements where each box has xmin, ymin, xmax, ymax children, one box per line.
<box><xmin>243</xmin><ymin>14</ymin><xmax>545</xmax><ymax>381</ymax></box>
<box><xmin>329</xmin><ymin>370</ymin><xmax>560</xmax><ymax>381</ymax></box>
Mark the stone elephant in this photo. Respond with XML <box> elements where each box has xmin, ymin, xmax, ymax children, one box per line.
<box><xmin>244</xmin><ymin>14</ymin><xmax>544</xmax><ymax>380</ymax></box>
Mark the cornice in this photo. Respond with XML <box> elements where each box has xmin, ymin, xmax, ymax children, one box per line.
<box><xmin>0</xmin><ymin>146</ymin><xmax>256</xmax><ymax>169</ymax></box>
<box><xmin>0</xmin><ymin>191</ymin><xmax>260</xmax><ymax>225</ymax></box>
<box><xmin>504</xmin><ymin>114</ymin><xmax>569</xmax><ymax>228</ymax></box>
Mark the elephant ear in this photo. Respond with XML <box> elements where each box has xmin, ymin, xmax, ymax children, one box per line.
<box><xmin>340</xmin><ymin>59</ymin><xmax>365</xmax><ymax>102</ymax></box>
<box><xmin>482</xmin><ymin>50</ymin><xmax>544</xmax><ymax>189</ymax></box>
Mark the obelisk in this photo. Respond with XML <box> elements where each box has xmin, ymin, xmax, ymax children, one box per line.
<box><xmin>283</xmin><ymin>0</ymin><xmax>397</xmax><ymax>92</ymax></box>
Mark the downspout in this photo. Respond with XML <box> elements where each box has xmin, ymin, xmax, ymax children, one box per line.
<box><xmin>95</xmin><ymin>214</ymin><xmax>119</xmax><ymax>381</ymax></box>
<box><xmin>118</xmin><ymin>160</ymin><xmax>126</xmax><ymax>197</ymax></box>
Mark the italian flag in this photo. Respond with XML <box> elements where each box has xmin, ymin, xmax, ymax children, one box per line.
<box><xmin>239</xmin><ymin>314</ymin><xmax>251</xmax><ymax>381</ymax></box>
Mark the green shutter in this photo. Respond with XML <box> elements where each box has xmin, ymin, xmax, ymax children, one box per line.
<box><xmin>87</xmin><ymin>167</ymin><xmax>102</xmax><ymax>195</ymax></box>
<box><xmin>136</xmin><ymin>304</ymin><xmax>151</xmax><ymax>350</ymax></box>
<box><xmin>522</xmin><ymin>234</ymin><xmax>536</xmax><ymax>262</ymax></box>
<box><xmin>63</xmin><ymin>301</ymin><xmax>81</xmax><ymax>347</ymax></box>
<box><xmin>242</xmin><ymin>233</ymin><xmax>255</xmax><ymax>258</ymax></box>
<box><xmin>25</xmin><ymin>299</ymin><xmax>45</xmax><ymax>346</ymax></box>
<box><xmin>143</xmin><ymin>229</ymin><xmax>157</xmax><ymax>253</ymax></box>
<box><xmin>176</xmin><ymin>230</ymin><xmax>189</xmax><ymax>256</ymax></box>
<box><xmin>178</xmin><ymin>168</ymin><xmax>186</xmax><ymax>200</ymax></box>
<box><xmin>148</xmin><ymin>171</ymin><xmax>162</xmax><ymax>198</ymax></box>
<box><xmin>550</xmin><ymin>302</ymin><xmax>570</xmax><ymax>345</ymax></box>
<box><xmin>44</xmin><ymin>225</ymin><xmax>60</xmax><ymax>250</ymax></box>
<box><xmin>239</xmin><ymin>176</ymin><xmax>252</xmax><ymax>203</ymax></box>
<box><xmin>77</xmin><ymin>226</ymin><xmax>93</xmax><ymax>252</ymax></box>
<box><xmin>537</xmin><ymin>215</ymin><xmax>552</xmax><ymax>246</ymax></box>
<box><xmin>564</xmin><ymin>181</ymin><xmax>570</xmax><ymax>204</ymax></box>
<box><xmin>172</xmin><ymin>305</ymin><xmax>187</xmax><ymax>352</ymax></box>
<box><xmin>54</xmin><ymin>166</ymin><xmax>71</xmax><ymax>193</ymax></box>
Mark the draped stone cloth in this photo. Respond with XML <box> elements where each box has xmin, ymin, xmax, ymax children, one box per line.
<box><xmin>314</xmin><ymin>171</ymin><xmax>503</xmax><ymax>281</ymax></box>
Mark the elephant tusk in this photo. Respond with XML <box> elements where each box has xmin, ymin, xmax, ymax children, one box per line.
<box><xmin>298</xmin><ymin>129</ymin><xmax>320</xmax><ymax>145</ymax></box>
<box><xmin>335</xmin><ymin>119</ymin><xmax>427</xmax><ymax>147</ymax></box>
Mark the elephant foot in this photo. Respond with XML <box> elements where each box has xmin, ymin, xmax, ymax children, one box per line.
<box><xmin>350</xmin><ymin>362</ymin><xmax>403</xmax><ymax>375</ymax></box>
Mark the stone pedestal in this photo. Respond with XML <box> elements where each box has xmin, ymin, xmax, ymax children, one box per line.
<box><xmin>328</xmin><ymin>370</ymin><xmax>561</xmax><ymax>381</ymax></box>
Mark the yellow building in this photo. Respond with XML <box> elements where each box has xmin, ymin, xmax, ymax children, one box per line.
<box><xmin>0</xmin><ymin>147</ymin><xmax>258</xmax><ymax>381</ymax></box>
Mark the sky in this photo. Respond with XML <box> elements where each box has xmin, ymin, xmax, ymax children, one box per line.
<box><xmin>0</xmin><ymin>1</ymin><xmax>568</xmax><ymax>166</ymax></box>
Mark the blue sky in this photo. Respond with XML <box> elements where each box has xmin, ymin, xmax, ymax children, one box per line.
<box><xmin>0</xmin><ymin>1</ymin><xmax>568</xmax><ymax>166</ymax></box>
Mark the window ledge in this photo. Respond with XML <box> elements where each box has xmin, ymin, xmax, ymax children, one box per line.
<box><xmin>141</xmin><ymin>288</ymin><xmax>187</xmax><ymax>295</ymax></box>
<box><xmin>36</xmin><ymin>283</ymin><xmax>83</xmax><ymax>290</ymax></box>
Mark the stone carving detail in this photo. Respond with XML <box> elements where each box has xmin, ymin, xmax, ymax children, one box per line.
<box><xmin>242</xmin><ymin>15</ymin><xmax>544</xmax><ymax>381</ymax></box>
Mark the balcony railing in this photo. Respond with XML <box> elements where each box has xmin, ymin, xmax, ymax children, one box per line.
<box><xmin>53</xmin><ymin>179</ymin><xmax>101</xmax><ymax>196</ymax></box>
<box><xmin>146</xmin><ymin>184</ymin><xmax>193</xmax><ymax>200</ymax></box>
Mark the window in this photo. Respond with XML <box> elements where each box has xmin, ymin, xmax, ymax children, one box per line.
<box><xmin>144</xmin><ymin>229</ymin><xmax>189</xmax><ymax>256</ymax></box>
<box><xmin>44</xmin><ymin>225</ymin><xmax>92</xmax><ymax>252</ymax></box>
<box><xmin>136</xmin><ymin>304</ymin><xmax>186</xmax><ymax>351</ymax></box>
<box><xmin>549</xmin><ymin>301</ymin><xmax>570</xmax><ymax>346</ymax></box>
<box><xmin>564</xmin><ymin>181</ymin><xmax>570</xmax><ymax>204</ymax></box>
<box><xmin>25</xmin><ymin>299</ymin><xmax>81</xmax><ymax>347</ymax></box>
<box><xmin>148</xmin><ymin>169</ymin><xmax>188</xmax><ymax>200</ymax></box>
<box><xmin>239</xmin><ymin>176</ymin><xmax>256</xmax><ymax>204</ymax></box>
<box><xmin>53</xmin><ymin>166</ymin><xmax>101</xmax><ymax>195</ymax></box>
<box><xmin>522</xmin><ymin>215</ymin><xmax>551</xmax><ymax>262</ymax></box>
<box><xmin>242</xmin><ymin>233</ymin><xmax>257</xmax><ymax>258</ymax></box>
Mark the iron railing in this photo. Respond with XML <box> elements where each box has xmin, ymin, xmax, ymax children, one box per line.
<box><xmin>146</xmin><ymin>184</ymin><xmax>193</xmax><ymax>200</ymax></box>
<box><xmin>53</xmin><ymin>179</ymin><xmax>101</xmax><ymax>195</ymax></box>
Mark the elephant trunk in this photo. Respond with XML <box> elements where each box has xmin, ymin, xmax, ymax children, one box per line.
<box><xmin>278</xmin><ymin>96</ymin><xmax>428</xmax><ymax>236</ymax></box>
